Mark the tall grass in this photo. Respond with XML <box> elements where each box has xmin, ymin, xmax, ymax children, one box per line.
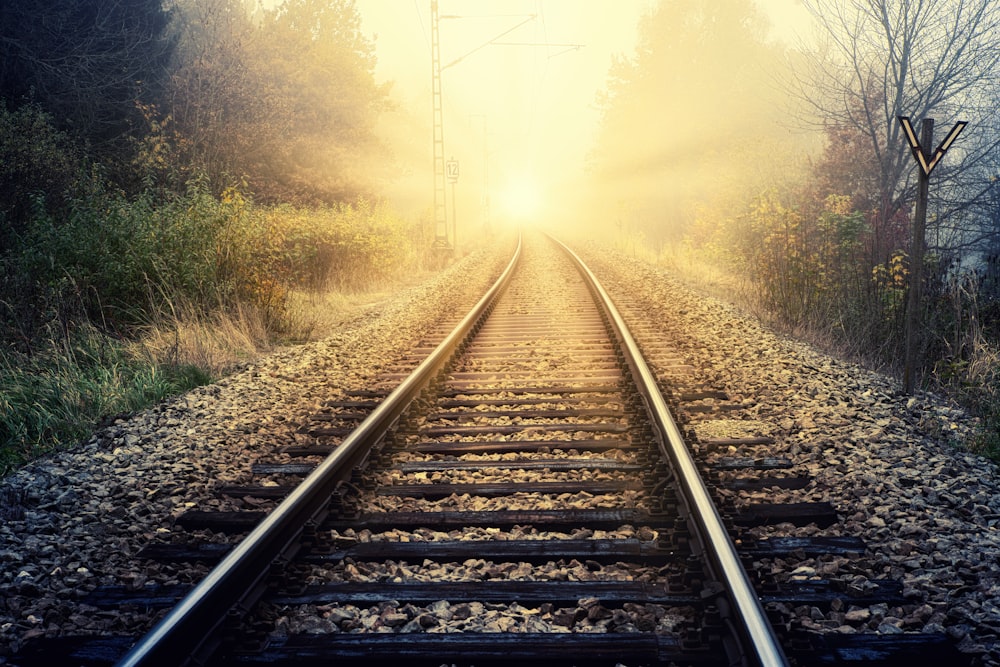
<box><xmin>136</xmin><ymin>298</ymin><xmax>274</xmax><ymax>377</ymax></box>
<box><xmin>0</xmin><ymin>324</ymin><xmax>211</xmax><ymax>475</ymax></box>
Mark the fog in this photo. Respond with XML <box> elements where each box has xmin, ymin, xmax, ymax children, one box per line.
<box><xmin>357</xmin><ymin>0</ymin><xmax>819</xmax><ymax>250</ymax></box>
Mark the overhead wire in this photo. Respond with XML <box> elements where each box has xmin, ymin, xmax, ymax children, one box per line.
<box><xmin>413</xmin><ymin>0</ymin><xmax>429</xmax><ymax>50</ymax></box>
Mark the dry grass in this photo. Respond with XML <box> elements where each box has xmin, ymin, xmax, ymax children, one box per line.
<box><xmin>136</xmin><ymin>266</ymin><xmax>441</xmax><ymax>376</ymax></box>
<box><xmin>136</xmin><ymin>301</ymin><xmax>273</xmax><ymax>377</ymax></box>
<box><xmin>938</xmin><ymin>330</ymin><xmax>1000</xmax><ymax>461</ymax></box>
<box><xmin>655</xmin><ymin>243</ymin><xmax>758</xmax><ymax>314</ymax></box>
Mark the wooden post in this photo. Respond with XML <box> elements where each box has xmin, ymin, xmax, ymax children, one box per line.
<box><xmin>903</xmin><ymin>119</ymin><xmax>934</xmax><ymax>394</ymax></box>
<box><xmin>897</xmin><ymin>115</ymin><xmax>966</xmax><ymax>394</ymax></box>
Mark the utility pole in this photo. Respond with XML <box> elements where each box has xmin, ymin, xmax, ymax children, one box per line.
<box><xmin>898</xmin><ymin>115</ymin><xmax>967</xmax><ymax>394</ymax></box>
<box><xmin>430</xmin><ymin>0</ymin><xmax>449</xmax><ymax>251</ymax></box>
<box><xmin>427</xmin><ymin>2</ymin><xmax>579</xmax><ymax>253</ymax></box>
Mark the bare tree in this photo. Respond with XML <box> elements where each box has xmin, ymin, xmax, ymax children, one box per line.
<box><xmin>796</xmin><ymin>0</ymin><xmax>1000</xmax><ymax>260</ymax></box>
<box><xmin>0</xmin><ymin>0</ymin><xmax>174</xmax><ymax>157</ymax></box>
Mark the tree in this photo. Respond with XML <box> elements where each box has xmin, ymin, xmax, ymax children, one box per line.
<box><xmin>161</xmin><ymin>0</ymin><xmax>390</xmax><ymax>203</ymax></box>
<box><xmin>0</xmin><ymin>0</ymin><xmax>174</xmax><ymax>162</ymax></box>
<box><xmin>252</xmin><ymin>0</ymin><xmax>391</xmax><ymax>202</ymax></box>
<box><xmin>586</xmin><ymin>0</ymin><xmax>803</xmax><ymax>246</ymax></box>
<box><xmin>795</xmin><ymin>0</ymin><xmax>1000</xmax><ymax>262</ymax></box>
<box><xmin>158</xmin><ymin>0</ymin><xmax>265</xmax><ymax>188</ymax></box>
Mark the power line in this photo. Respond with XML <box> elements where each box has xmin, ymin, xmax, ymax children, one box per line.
<box><xmin>412</xmin><ymin>0</ymin><xmax>429</xmax><ymax>50</ymax></box>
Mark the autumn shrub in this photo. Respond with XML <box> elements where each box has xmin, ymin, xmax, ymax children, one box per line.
<box><xmin>728</xmin><ymin>189</ymin><xmax>919</xmax><ymax>364</ymax></box>
<box><xmin>734</xmin><ymin>189</ymin><xmax>835</xmax><ymax>328</ymax></box>
<box><xmin>150</xmin><ymin>179</ymin><xmax>291</xmax><ymax>327</ymax></box>
<box><xmin>272</xmin><ymin>199</ymin><xmax>420</xmax><ymax>292</ymax></box>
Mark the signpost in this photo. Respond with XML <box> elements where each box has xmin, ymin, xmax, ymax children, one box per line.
<box><xmin>897</xmin><ymin>115</ymin><xmax>967</xmax><ymax>394</ymax></box>
<box><xmin>447</xmin><ymin>158</ymin><xmax>459</xmax><ymax>249</ymax></box>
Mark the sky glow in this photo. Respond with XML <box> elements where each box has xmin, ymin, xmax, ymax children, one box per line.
<box><xmin>355</xmin><ymin>0</ymin><xmax>816</xmax><ymax>239</ymax></box>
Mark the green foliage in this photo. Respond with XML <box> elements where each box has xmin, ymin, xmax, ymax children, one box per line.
<box><xmin>3</xmin><ymin>163</ymin><xmax>423</xmax><ymax>341</ymax></box>
<box><xmin>5</xmin><ymin>175</ymin><xmax>294</xmax><ymax>337</ymax></box>
<box><xmin>0</xmin><ymin>103</ymin><xmax>85</xmax><ymax>238</ymax></box>
<box><xmin>0</xmin><ymin>324</ymin><xmax>211</xmax><ymax>476</ymax></box>
<box><xmin>274</xmin><ymin>200</ymin><xmax>417</xmax><ymax>291</ymax></box>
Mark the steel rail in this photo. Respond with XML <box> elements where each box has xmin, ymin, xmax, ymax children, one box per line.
<box><xmin>553</xmin><ymin>236</ymin><xmax>790</xmax><ymax>667</ymax></box>
<box><xmin>115</xmin><ymin>234</ymin><xmax>523</xmax><ymax>667</ymax></box>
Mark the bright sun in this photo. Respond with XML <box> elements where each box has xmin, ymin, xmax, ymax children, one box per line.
<box><xmin>500</xmin><ymin>176</ymin><xmax>543</xmax><ymax>221</ymax></box>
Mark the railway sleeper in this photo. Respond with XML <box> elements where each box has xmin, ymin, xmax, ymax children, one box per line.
<box><xmin>405</xmin><ymin>438</ymin><xmax>638</xmax><ymax>455</ymax></box>
<box><xmin>217</xmin><ymin>632</ymin><xmax>720</xmax><ymax>667</ymax></box>
<box><xmin>14</xmin><ymin>629</ymin><xmax>969</xmax><ymax>666</ymax></box>
<box><xmin>217</xmin><ymin>479</ymin><xmax>649</xmax><ymax>500</ymax></box>
<box><xmin>426</xmin><ymin>407</ymin><xmax>626</xmax><ymax>420</ymax></box>
<box><xmin>83</xmin><ymin>577</ymin><xmax>907</xmax><ymax>611</ymax></box>
<box><xmin>172</xmin><ymin>492</ymin><xmax>850</xmax><ymax>538</ymax></box>
<box><xmin>249</xmin><ymin>457</ymin><xmax>789</xmax><ymax>477</ymax></box>
<box><xmin>140</xmin><ymin>532</ymin><xmax>866</xmax><ymax>564</ymax></box>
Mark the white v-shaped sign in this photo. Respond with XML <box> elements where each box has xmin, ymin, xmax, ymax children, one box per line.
<box><xmin>898</xmin><ymin>116</ymin><xmax>967</xmax><ymax>176</ymax></box>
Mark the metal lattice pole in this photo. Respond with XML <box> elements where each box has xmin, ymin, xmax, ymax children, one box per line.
<box><xmin>431</xmin><ymin>0</ymin><xmax>450</xmax><ymax>248</ymax></box>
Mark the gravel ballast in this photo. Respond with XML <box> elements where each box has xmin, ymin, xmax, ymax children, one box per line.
<box><xmin>1</xmin><ymin>232</ymin><xmax>999</xmax><ymax>664</ymax></box>
<box><xmin>578</xmin><ymin>242</ymin><xmax>1000</xmax><ymax>665</ymax></box>
<box><xmin>0</xmin><ymin>239</ymin><xmax>514</xmax><ymax>660</ymax></box>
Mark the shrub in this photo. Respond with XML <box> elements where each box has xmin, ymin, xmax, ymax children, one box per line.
<box><xmin>6</xmin><ymin>175</ymin><xmax>292</xmax><ymax>337</ymax></box>
<box><xmin>273</xmin><ymin>199</ymin><xmax>419</xmax><ymax>292</ymax></box>
<box><xmin>0</xmin><ymin>103</ymin><xmax>84</xmax><ymax>239</ymax></box>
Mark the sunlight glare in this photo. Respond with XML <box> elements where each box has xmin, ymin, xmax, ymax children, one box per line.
<box><xmin>501</xmin><ymin>176</ymin><xmax>543</xmax><ymax>221</ymax></box>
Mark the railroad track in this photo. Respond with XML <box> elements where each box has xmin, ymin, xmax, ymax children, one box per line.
<box><xmin>12</xmin><ymin>232</ymin><xmax>971</xmax><ymax>666</ymax></box>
